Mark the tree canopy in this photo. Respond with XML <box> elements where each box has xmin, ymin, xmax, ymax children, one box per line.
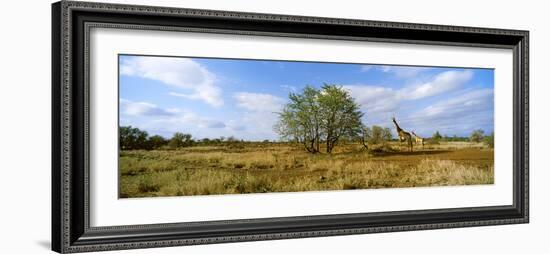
<box><xmin>119</xmin><ymin>126</ymin><xmax>149</xmax><ymax>150</ymax></box>
<box><xmin>275</xmin><ymin>84</ymin><xmax>364</xmax><ymax>153</ymax></box>
<box><xmin>470</xmin><ymin>129</ymin><xmax>485</xmax><ymax>143</ymax></box>
<box><xmin>119</xmin><ymin>126</ymin><xmax>169</xmax><ymax>150</ymax></box>
<box><xmin>363</xmin><ymin>125</ymin><xmax>393</xmax><ymax>145</ymax></box>
<box><xmin>168</xmin><ymin>132</ymin><xmax>194</xmax><ymax>148</ymax></box>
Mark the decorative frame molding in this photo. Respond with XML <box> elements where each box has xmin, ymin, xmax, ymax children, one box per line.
<box><xmin>52</xmin><ymin>1</ymin><xmax>529</xmax><ymax>253</ymax></box>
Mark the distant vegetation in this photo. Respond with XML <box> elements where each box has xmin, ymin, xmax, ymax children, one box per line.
<box><xmin>470</xmin><ymin>129</ymin><xmax>485</xmax><ymax>143</ymax></box>
<box><xmin>484</xmin><ymin>132</ymin><xmax>495</xmax><ymax>148</ymax></box>
<box><xmin>119</xmin><ymin>126</ymin><xmax>248</xmax><ymax>150</ymax></box>
<box><xmin>119</xmin><ymin>126</ymin><xmax>163</xmax><ymax>150</ymax></box>
<box><xmin>424</xmin><ymin>129</ymin><xmax>493</xmax><ymax>147</ymax></box>
<box><xmin>363</xmin><ymin>125</ymin><xmax>393</xmax><ymax>145</ymax></box>
<box><xmin>431</xmin><ymin>131</ymin><xmax>443</xmax><ymax>143</ymax></box>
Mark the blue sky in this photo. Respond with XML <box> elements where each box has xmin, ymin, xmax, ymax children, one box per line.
<box><xmin>119</xmin><ymin>55</ymin><xmax>494</xmax><ymax>141</ymax></box>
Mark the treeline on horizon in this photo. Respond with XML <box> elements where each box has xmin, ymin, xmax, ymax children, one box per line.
<box><xmin>119</xmin><ymin>125</ymin><xmax>493</xmax><ymax>151</ymax></box>
<box><xmin>119</xmin><ymin>126</ymin><xmax>253</xmax><ymax>150</ymax></box>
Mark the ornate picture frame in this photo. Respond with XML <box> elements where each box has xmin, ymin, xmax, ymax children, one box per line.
<box><xmin>52</xmin><ymin>1</ymin><xmax>528</xmax><ymax>253</ymax></box>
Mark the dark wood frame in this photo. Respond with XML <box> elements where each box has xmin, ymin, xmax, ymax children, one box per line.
<box><xmin>52</xmin><ymin>1</ymin><xmax>529</xmax><ymax>253</ymax></box>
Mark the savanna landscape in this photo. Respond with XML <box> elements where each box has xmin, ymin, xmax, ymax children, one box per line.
<box><xmin>118</xmin><ymin>55</ymin><xmax>495</xmax><ymax>198</ymax></box>
<box><xmin>120</xmin><ymin>139</ymin><xmax>493</xmax><ymax>198</ymax></box>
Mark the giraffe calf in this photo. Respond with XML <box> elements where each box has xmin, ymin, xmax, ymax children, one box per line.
<box><xmin>411</xmin><ymin>131</ymin><xmax>424</xmax><ymax>148</ymax></box>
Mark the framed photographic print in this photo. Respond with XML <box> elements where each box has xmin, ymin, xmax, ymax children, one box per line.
<box><xmin>52</xmin><ymin>1</ymin><xmax>529</xmax><ymax>253</ymax></box>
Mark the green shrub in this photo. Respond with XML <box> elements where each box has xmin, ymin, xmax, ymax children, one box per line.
<box><xmin>484</xmin><ymin>132</ymin><xmax>494</xmax><ymax>148</ymax></box>
<box><xmin>470</xmin><ymin>129</ymin><xmax>485</xmax><ymax>143</ymax></box>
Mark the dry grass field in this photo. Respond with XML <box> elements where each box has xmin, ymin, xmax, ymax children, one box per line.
<box><xmin>119</xmin><ymin>141</ymin><xmax>493</xmax><ymax>198</ymax></box>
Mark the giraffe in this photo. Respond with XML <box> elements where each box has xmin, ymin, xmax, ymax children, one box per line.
<box><xmin>411</xmin><ymin>131</ymin><xmax>424</xmax><ymax>149</ymax></box>
<box><xmin>392</xmin><ymin>117</ymin><xmax>413</xmax><ymax>152</ymax></box>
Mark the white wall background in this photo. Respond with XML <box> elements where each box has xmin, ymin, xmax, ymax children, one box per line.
<box><xmin>0</xmin><ymin>0</ymin><xmax>547</xmax><ymax>253</ymax></box>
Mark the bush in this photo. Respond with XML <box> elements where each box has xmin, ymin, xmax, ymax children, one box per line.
<box><xmin>470</xmin><ymin>129</ymin><xmax>485</xmax><ymax>143</ymax></box>
<box><xmin>432</xmin><ymin>131</ymin><xmax>442</xmax><ymax>142</ymax></box>
<box><xmin>120</xmin><ymin>126</ymin><xmax>149</xmax><ymax>150</ymax></box>
<box><xmin>484</xmin><ymin>132</ymin><xmax>494</xmax><ymax>148</ymax></box>
<box><xmin>119</xmin><ymin>126</ymin><xmax>170</xmax><ymax>150</ymax></box>
<box><xmin>368</xmin><ymin>143</ymin><xmax>397</xmax><ymax>154</ymax></box>
<box><xmin>426</xmin><ymin>138</ymin><xmax>439</xmax><ymax>145</ymax></box>
<box><xmin>168</xmin><ymin>132</ymin><xmax>194</xmax><ymax>148</ymax></box>
<box><xmin>148</xmin><ymin>135</ymin><xmax>167</xmax><ymax>150</ymax></box>
<box><xmin>364</xmin><ymin>125</ymin><xmax>392</xmax><ymax>144</ymax></box>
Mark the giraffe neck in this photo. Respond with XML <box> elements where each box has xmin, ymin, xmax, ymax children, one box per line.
<box><xmin>393</xmin><ymin>120</ymin><xmax>403</xmax><ymax>132</ymax></box>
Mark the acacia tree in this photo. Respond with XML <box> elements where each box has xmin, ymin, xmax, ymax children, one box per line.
<box><xmin>276</xmin><ymin>84</ymin><xmax>363</xmax><ymax>154</ymax></box>
<box><xmin>363</xmin><ymin>125</ymin><xmax>393</xmax><ymax>145</ymax></box>
<box><xmin>147</xmin><ymin>135</ymin><xmax>167</xmax><ymax>150</ymax></box>
<box><xmin>432</xmin><ymin>131</ymin><xmax>443</xmax><ymax>141</ymax></box>
<box><xmin>318</xmin><ymin>85</ymin><xmax>363</xmax><ymax>153</ymax></box>
<box><xmin>470</xmin><ymin>129</ymin><xmax>485</xmax><ymax>143</ymax></box>
<box><xmin>383</xmin><ymin>127</ymin><xmax>393</xmax><ymax>142</ymax></box>
<box><xmin>119</xmin><ymin>126</ymin><xmax>149</xmax><ymax>150</ymax></box>
<box><xmin>168</xmin><ymin>132</ymin><xmax>194</xmax><ymax>148</ymax></box>
<box><xmin>275</xmin><ymin>86</ymin><xmax>322</xmax><ymax>153</ymax></box>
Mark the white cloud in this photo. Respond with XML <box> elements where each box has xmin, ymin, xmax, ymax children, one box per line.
<box><xmin>403</xmin><ymin>89</ymin><xmax>494</xmax><ymax>136</ymax></box>
<box><xmin>230</xmin><ymin>92</ymin><xmax>286</xmax><ymax>140</ymax></box>
<box><xmin>120</xmin><ymin>99</ymin><xmax>175</xmax><ymax>116</ymax></box>
<box><xmin>347</xmin><ymin>88</ymin><xmax>494</xmax><ymax>137</ymax></box>
<box><xmin>120</xmin><ymin>56</ymin><xmax>223</xmax><ymax>107</ymax></box>
<box><xmin>229</xmin><ymin>125</ymin><xmax>247</xmax><ymax>131</ymax></box>
<box><xmin>233</xmin><ymin>92</ymin><xmax>285</xmax><ymax>112</ymax></box>
<box><xmin>343</xmin><ymin>69</ymin><xmax>477</xmax><ymax>133</ymax></box>
<box><xmin>120</xmin><ymin>99</ymin><xmax>233</xmax><ymax>138</ymax></box>
<box><xmin>360</xmin><ymin>65</ymin><xmax>373</xmax><ymax>72</ymax></box>
<box><xmin>199</xmin><ymin>120</ymin><xmax>226</xmax><ymax>129</ymax></box>
<box><xmin>280</xmin><ymin>84</ymin><xmax>297</xmax><ymax>93</ymax></box>
<box><xmin>379</xmin><ymin>66</ymin><xmax>429</xmax><ymax>78</ymax></box>
<box><xmin>413</xmin><ymin>88</ymin><xmax>493</xmax><ymax>119</ymax></box>
<box><xmin>343</xmin><ymin>85</ymin><xmax>400</xmax><ymax>114</ymax></box>
<box><xmin>151</xmin><ymin>111</ymin><xmax>228</xmax><ymax>130</ymax></box>
<box><xmin>120</xmin><ymin>98</ymin><xmax>273</xmax><ymax>140</ymax></box>
<box><xmin>345</xmin><ymin>70</ymin><xmax>473</xmax><ymax>115</ymax></box>
<box><xmin>402</xmin><ymin>70</ymin><xmax>473</xmax><ymax>100</ymax></box>
<box><xmin>239</xmin><ymin>111</ymin><xmax>280</xmax><ymax>141</ymax></box>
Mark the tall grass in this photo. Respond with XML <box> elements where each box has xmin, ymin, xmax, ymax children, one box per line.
<box><xmin>119</xmin><ymin>142</ymin><xmax>494</xmax><ymax>198</ymax></box>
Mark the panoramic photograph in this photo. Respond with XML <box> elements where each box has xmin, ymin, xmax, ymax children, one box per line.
<box><xmin>118</xmin><ymin>54</ymin><xmax>495</xmax><ymax>198</ymax></box>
